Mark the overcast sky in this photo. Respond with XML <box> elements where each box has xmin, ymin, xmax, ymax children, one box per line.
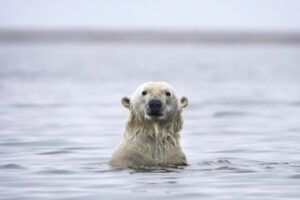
<box><xmin>0</xmin><ymin>0</ymin><xmax>299</xmax><ymax>31</ymax></box>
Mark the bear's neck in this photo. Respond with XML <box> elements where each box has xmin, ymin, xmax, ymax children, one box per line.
<box><xmin>124</xmin><ymin>114</ymin><xmax>183</xmax><ymax>148</ymax></box>
<box><xmin>123</xmin><ymin>111</ymin><xmax>183</xmax><ymax>147</ymax></box>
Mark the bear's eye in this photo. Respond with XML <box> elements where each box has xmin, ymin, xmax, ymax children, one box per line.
<box><xmin>165</xmin><ymin>91</ymin><xmax>171</xmax><ymax>97</ymax></box>
<box><xmin>141</xmin><ymin>91</ymin><xmax>147</xmax><ymax>96</ymax></box>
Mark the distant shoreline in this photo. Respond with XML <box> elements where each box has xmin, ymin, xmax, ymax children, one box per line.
<box><xmin>0</xmin><ymin>29</ymin><xmax>300</xmax><ymax>44</ymax></box>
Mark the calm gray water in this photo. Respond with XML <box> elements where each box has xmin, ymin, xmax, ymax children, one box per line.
<box><xmin>0</xmin><ymin>43</ymin><xmax>300</xmax><ymax>199</ymax></box>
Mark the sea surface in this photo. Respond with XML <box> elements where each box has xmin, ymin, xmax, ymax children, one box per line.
<box><xmin>0</xmin><ymin>42</ymin><xmax>300</xmax><ymax>199</ymax></box>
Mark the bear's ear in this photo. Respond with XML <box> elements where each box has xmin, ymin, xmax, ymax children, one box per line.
<box><xmin>180</xmin><ymin>96</ymin><xmax>188</xmax><ymax>108</ymax></box>
<box><xmin>121</xmin><ymin>96</ymin><xmax>130</xmax><ymax>108</ymax></box>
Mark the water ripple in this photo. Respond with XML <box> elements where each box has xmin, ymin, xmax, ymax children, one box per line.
<box><xmin>213</xmin><ymin>111</ymin><xmax>249</xmax><ymax>118</ymax></box>
<box><xmin>0</xmin><ymin>163</ymin><xmax>27</xmax><ymax>170</ymax></box>
<box><xmin>36</xmin><ymin>168</ymin><xmax>76</xmax><ymax>175</ymax></box>
<box><xmin>38</xmin><ymin>149</ymin><xmax>73</xmax><ymax>155</ymax></box>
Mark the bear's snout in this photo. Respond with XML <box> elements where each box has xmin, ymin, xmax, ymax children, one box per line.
<box><xmin>147</xmin><ymin>99</ymin><xmax>163</xmax><ymax>116</ymax></box>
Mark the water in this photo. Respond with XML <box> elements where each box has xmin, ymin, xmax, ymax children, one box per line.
<box><xmin>0</xmin><ymin>43</ymin><xmax>300</xmax><ymax>199</ymax></box>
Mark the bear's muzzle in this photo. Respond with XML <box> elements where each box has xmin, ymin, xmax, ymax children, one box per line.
<box><xmin>147</xmin><ymin>99</ymin><xmax>163</xmax><ymax>117</ymax></box>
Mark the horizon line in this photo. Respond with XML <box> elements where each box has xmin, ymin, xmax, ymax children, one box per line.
<box><xmin>1</xmin><ymin>29</ymin><xmax>300</xmax><ymax>44</ymax></box>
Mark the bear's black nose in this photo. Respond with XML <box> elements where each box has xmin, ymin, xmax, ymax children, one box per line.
<box><xmin>148</xmin><ymin>99</ymin><xmax>162</xmax><ymax>111</ymax></box>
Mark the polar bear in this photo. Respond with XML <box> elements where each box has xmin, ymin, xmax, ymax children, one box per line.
<box><xmin>109</xmin><ymin>82</ymin><xmax>188</xmax><ymax>168</ymax></box>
